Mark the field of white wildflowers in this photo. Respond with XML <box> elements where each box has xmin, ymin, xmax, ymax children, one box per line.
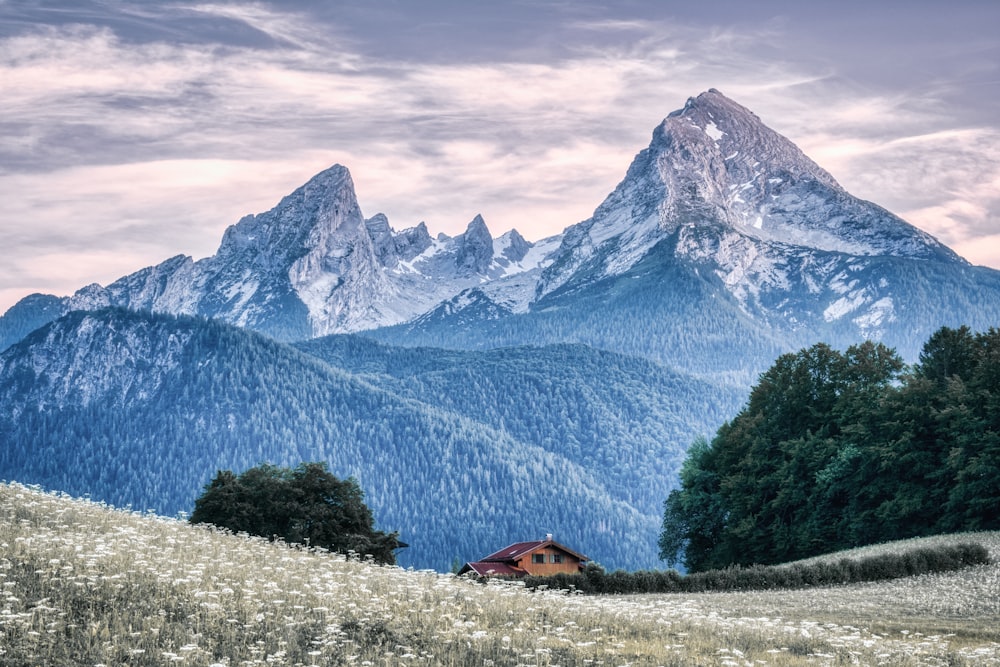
<box><xmin>1</xmin><ymin>482</ymin><xmax>998</xmax><ymax>666</ymax></box>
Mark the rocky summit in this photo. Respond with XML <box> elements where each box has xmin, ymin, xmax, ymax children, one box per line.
<box><xmin>380</xmin><ymin>90</ymin><xmax>1000</xmax><ymax>383</ymax></box>
<box><xmin>3</xmin><ymin>89</ymin><xmax>999</xmax><ymax>384</ymax></box>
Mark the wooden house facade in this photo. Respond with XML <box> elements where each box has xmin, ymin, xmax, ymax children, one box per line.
<box><xmin>458</xmin><ymin>535</ymin><xmax>587</xmax><ymax>578</ymax></box>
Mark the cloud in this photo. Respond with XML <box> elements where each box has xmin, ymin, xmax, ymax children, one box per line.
<box><xmin>0</xmin><ymin>1</ymin><xmax>998</xmax><ymax>312</ymax></box>
<box><xmin>0</xmin><ymin>155</ymin><xmax>339</xmax><ymax>296</ymax></box>
<box><xmin>798</xmin><ymin>126</ymin><xmax>1000</xmax><ymax>259</ymax></box>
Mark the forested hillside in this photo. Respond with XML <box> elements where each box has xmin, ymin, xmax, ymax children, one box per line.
<box><xmin>660</xmin><ymin>326</ymin><xmax>1000</xmax><ymax>571</ymax></box>
<box><xmin>0</xmin><ymin>293</ymin><xmax>65</xmax><ymax>352</ymax></box>
<box><xmin>295</xmin><ymin>334</ymin><xmax>742</xmax><ymax>515</ymax></box>
<box><xmin>0</xmin><ymin>308</ymin><xmax>732</xmax><ymax>571</ymax></box>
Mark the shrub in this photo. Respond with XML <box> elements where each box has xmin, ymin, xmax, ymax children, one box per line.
<box><xmin>525</xmin><ymin>542</ymin><xmax>991</xmax><ymax>595</ymax></box>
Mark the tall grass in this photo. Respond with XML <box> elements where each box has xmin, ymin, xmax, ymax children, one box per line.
<box><xmin>2</xmin><ymin>482</ymin><xmax>999</xmax><ymax>666</ymax></box>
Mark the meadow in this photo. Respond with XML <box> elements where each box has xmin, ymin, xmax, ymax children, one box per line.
<box><xmin>1</xmin><ymin>482</ymin><xmax>998</xmax><ymax>666</ymax></box>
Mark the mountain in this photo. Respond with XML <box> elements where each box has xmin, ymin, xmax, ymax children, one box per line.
<box><xmin>0</xmin><ymin>167</ymin><xmax>559</xmax><ymax>351</ymax></box>
<box><xmin>5</xmin><ymin>89</ymin><xmax>996</xmax><ymax>383</ymax></box>
<box><xmin>0</xmin><ymin>307</ymin><xmax>736</xmax><ymax>571</ymax></box>
<box><xmin>3</xmin><ymin>88</ymin><xmax>999</xmax><ymax>570</ymax></box>
<box><xmin>369</xmin><ymin>90</ymin><xmax>1000</xmax><ymax>384</ymax></box>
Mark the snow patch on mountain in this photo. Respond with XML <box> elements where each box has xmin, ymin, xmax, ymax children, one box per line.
<box><xmin>825</xmin><ymin>291</ymin><xmax>868</xmax><ymax>322</ymax></box>
<box><xmin>512</xmin><ymin>234</ymin><xmax>562</xmax><ymax>272</ymax></box>
<box><xmin>704</xmin><ymin>120</ymin><xmax>724</xmax><ymax>142</ymax></box>
<box><xmin>854</xmin><ymin>297</ymin><xmax>895</xmax><ymax>333</ymax></box>
<box><xmin>0</xmin><ymin>89</ymin><xmax>983</xmax><ymax>353</ymax></box>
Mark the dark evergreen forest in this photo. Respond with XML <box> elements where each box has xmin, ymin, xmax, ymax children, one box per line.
<box><xmin>0</xmin><ymin>308</ymin><xmax>738</xmax><ymax>571</ymax></box>
<box><xmin>660</xmin><ymin>326</ymin><xmax>1000</xmax><ymax>572</ymax></box>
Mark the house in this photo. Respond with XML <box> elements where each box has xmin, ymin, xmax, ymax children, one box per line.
<box><xmin>458</xmin><ymin>534</ymin><xmax>587</xmax><ymax>578</ymax></box>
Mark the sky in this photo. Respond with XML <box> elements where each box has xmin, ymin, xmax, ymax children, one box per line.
<box><xmin>1</xmin><ymin>0</ymin><xmax>999</xmax><ymax>313</ymax></box>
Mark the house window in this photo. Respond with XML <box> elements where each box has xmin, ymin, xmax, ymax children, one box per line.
<box><xmin>532</xmin><ymin>554</ymin><xmax>545</xmax><ymax>564</ymax></box>
<box><xmin>551</xmin><ymin>554</ymin><xmax>563</xmax><ymax>564</ymax></box>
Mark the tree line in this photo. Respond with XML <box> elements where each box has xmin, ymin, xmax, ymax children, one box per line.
<box><xmin>527</xmin><ymin>542</ymin><xmax>990</xmax><ymax>594</ymax></box>
<box><xmin>660</xmin><ymin>326</ymin><xmax>1000</xmax><ymax>572</ymax></box>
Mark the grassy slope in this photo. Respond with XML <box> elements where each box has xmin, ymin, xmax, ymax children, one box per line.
<box><xmin>2</xmin><ymin>483</ymin><xmax>998</xmax><ymax>666</ymax></box>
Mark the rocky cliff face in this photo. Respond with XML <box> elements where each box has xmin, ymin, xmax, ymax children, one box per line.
<box><xmin>0</xmin><ymin>309</ymin><xmax>196</xmax><ymax>416</ymax></box>
<box><xmin>0</xmin><ymin>167</ymin><xmax>547</xmax><ymax>347</ymax></box>
<box><xmin>2</xmin><ymin>90</ymin><xmax>996</xmax><ymax>363</ymax></box>
<box><xmin>371</xmin><ymin>90</ymin><xmax>1000</xmax><ymax>381</ymax></box>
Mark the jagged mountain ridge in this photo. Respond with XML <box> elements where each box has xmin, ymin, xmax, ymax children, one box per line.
<box><xmin>375</xmin><ymin>90</ymin><xmax>1000</xmax><ymax>382</ymax></box>
<box><xmin>2</xmin><ymin>89</ymin><xmax>992</xmax><ymax>369</ymax></box>
<box><xmin>0</xmin><ymin>308</ymin><xmax>737</xmax><ymax>570</ymax></box>
<box><xmin>0</xmin><ymin>167</ymin><xmax>559</xmax><ymax>350</ymax></box>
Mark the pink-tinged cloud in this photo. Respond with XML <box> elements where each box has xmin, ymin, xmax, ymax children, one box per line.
<box><xmin>0</xmin><ymin>2</ymin><xmax>998</xmax><ymax>312</ymax></box>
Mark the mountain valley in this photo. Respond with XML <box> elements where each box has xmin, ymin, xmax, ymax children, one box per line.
<box><xmin>3</xmin><ymin>89</ymin><xmax>999</xmax><ymax>570</ymax></box>
<box><xmin>0</xmin><ymin>308</ymin><xmax>740</xmax><ymax>570</ymax></box>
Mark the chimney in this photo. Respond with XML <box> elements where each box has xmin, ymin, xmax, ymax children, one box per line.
<box><xmin>545</xmin><ymin>533</ymin><xmax>553</xmax><ymax>542</ymax></box>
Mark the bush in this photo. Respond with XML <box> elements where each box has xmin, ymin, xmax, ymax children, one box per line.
<box><xmin>524</xmin><ymin>542</ymin><xmax>990</xmax><ymax>595</ymax></box>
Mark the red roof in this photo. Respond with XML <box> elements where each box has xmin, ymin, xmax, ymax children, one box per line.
<box><xmin>459</xmin><ymin>538</ymin><xmax>588</xmax><ymax>578</ymax></box>
<box><xmin>477</xmin><ymin>538</ymin><xmax>588</xmax><ymax>565</ymax></box>
<box><xmin>481</xmin><ymin>540</ymin><xmax>548</xmax><ymax>562</ymax></box>
<box><xmin>461</xmin><ymin>561</ymin><xmax>527</xmax><ymax>577</ymax></box>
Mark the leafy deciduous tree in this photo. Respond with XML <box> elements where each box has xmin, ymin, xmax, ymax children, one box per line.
<box><xmin>660</xmin><ymin>330</ymin><xmax>1000</xmax><ymax>571</ymax></box>
<box><xmin>190</xmin><ymin>462</ymin><xmax>402</xmax><ymax>564</ymax></box>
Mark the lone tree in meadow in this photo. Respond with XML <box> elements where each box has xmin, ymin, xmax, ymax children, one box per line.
<box><xmin>190</xmin><ymin>462</ymin><xmax>402</xmax><ymax>565</ymax></box>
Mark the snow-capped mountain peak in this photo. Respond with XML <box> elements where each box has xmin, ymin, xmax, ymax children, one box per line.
<box><xmin>456</xmin><ymin>214</ymin><xmax>494</xmax><ymax>274</ymax></box>
<box><xmin>218</xmin><ymin>164</ymin><xmax>359</xmax><ymax>259</ymax></box>
<box><xmin>0</xmin><ymin>164</ymin><xmax>556</xmax><ymax>345</ymax></box>
<box><xmin>665</xmin><ymin>88</ymin><xmax>841</xmax><ymax>192</ymax></box>
<box><xmin>657</xmin><ymin>90</ymin><xmax>953</xmax><ymax>260</ymax></box>
<box><xmin>496</xmin><ymin>228</ymin><xmax>531</xmax><ymax>263</ymax></box>
<box><xmin>0</xmin><ymin>90</ymin><xmax>987</xmax><ymax>357</ymax></box>
<box><xmin>536</xmin><ymin>89</ymin><xmax>960</xmax><ymax>301</ymax></box>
